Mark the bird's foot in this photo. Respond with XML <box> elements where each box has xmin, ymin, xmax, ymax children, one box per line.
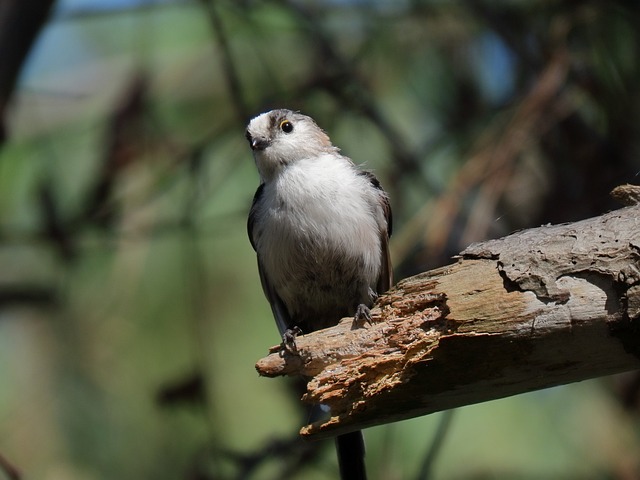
<box><xmin>352</xmin><ymin>304</ymin><xmax>372</xmax><ymax>329</ymax></box>
<box><xmin>280</xmin><ymin>326</ymin><xmax>303</xmax><ymax>356</ymax></box>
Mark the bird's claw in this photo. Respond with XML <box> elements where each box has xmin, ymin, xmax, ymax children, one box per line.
<box><xmin>280</xmin><ymin>326</ymin><xmax>303</xmax><ymax>356</ymax></box>
<box><xmin>352</xmin><ymin>304</ymin><xmax>372</xmax><ymax>329</ymax></box>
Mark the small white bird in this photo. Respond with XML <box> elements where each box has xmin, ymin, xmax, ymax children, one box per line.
<box><xmin>247</xmin><ymin>109</ymin><xmax>392</xmax><ymax>338</ymax></box>
<box><xmin>246</xmin><ymin>109</ymin><xmax>392</xmax><ymax>480</ymax></box>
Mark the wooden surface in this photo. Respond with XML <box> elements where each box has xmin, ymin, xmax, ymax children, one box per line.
<box><xmin>256</xmin><ymin>199</ymin><xmax>640</xmax><ymax>440</ymax></box>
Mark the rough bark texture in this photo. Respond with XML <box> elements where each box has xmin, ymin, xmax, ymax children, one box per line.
<box><xmin>256</xmin><ymin>195</ymin><xmax>640</xmax><ymax>440</ymax></box>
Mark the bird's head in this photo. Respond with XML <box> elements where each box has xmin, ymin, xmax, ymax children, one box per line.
<box><xmin>246</xmin><ymin>109</ymin><xmax>337</xmax><ymax>181</ymax></box>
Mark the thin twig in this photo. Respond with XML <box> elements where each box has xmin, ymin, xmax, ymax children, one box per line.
<box><xmin>279</xmin><ymin>0</ymin><xmax>429</xmax><ymax>191</ymax></box>
<box><xmin>199</xmin><ymin>0</ymin><xmax>249</xmax><ymax>124</ymax></box>
<box><xmin>414</xmin><ymin>410</ymin><xmax>455</xmax><ymax>480</ymax></box>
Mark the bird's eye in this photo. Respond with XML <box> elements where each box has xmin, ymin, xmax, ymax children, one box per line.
<box><xmin>280</xmin><ymin>120</ymin><xmax>293</xmax><ymax>133</ymax></box>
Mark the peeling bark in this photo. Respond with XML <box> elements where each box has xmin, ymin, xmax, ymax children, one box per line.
<box><xmin>255</xmin><ymin>198</ymin><xmax>640</xmax><ymax>440</ymax></box>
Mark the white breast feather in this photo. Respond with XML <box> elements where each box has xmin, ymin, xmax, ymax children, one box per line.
<box><xmin>256</xmin><ymin>154</ymin><xmax>382</xmax><ymax>291</ymax></box>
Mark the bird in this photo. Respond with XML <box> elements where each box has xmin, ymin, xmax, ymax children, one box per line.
<box><xmin>246</xmin><ymin>108</ymin><xmax>392</xmax><ymax>480</ymax></box>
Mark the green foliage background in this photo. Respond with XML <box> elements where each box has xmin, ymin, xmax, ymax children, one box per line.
<box><xmin>1</xmin><ymin>1</ymin><xmax>640</xmax><ymax>479</ymax></box>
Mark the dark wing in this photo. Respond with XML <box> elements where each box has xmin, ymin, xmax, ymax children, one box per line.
<box><xmin>377</xmin><ymin>193</ymin><xmax>393</xmax><ymax>293</ymax></box>
<box><xmin>248</xmin><ymin>183</ymin><xmax>293</xmax><ymax>335</ymax></box>
<box><xmin>247</xmin><ymin>183</ymin><xmax>264</xmax><ymax>252</ymax></box>
<box><xmin>257</xmin><ymin>259</ymin><xmax>293</xmax><ymax>335</ymax></box>
<box><xmin>359</xmin><ymin>171</ymin><xmax>393</xmax><ymax>294</ymax></box>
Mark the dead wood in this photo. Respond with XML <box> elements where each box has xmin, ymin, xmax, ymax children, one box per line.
<box><xmin>256</xmin><ymin>190</ymin><xmax>640</xmax><ymax>440</ymax></box>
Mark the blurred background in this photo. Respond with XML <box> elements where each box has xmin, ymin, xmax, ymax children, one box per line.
<box><xmin>1</xmin><ymin>0</ymin><xmax>640</xmax><ymax>479</ymax></box>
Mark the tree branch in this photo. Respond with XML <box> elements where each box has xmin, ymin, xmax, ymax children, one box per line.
<box><xmin>256</xmin><ymin>190</ymin><xmax>640</xmax><ymax>440</ymax></box>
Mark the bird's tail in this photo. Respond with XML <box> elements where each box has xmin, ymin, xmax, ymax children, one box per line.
<box><xmin>336</xmin><ymin>430</ymin><xmax>367</xmax><ymax>480</ymax></box>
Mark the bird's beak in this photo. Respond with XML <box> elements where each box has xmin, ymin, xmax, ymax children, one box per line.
<box><xmin>250</xmin><ymin>137</ymin><xmax>270</xmax><ymax>151</ymax></box>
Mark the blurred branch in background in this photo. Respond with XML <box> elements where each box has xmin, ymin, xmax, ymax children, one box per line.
<box><xmin>0</xmin><ymin>450</ymin><xmax>20</xmax><ymax>480</ymax></box>
<box><xmin>280</xmin><ymin>0</ymin><xmax>429</xmax><ymax>197</ymax></box>
<box><xmin>0</xmin><ymin>1</ymin><xmax>639</xmax><ymax>479</ymax></box>
<box><xmin>0</xmin><ymin>284</ymin><xmax>58</xmax><ymax>310</ymax></box>
<box><xmin>0</xmin><ymin>0</ymin><xmax>56</xmax><ymax>144</ymax></box>
<box><xmin>199</xmin><ymin>0</ymin><xmax>249</xmax><ymax>124</ymax></box>
<box><xmin>394</xmin><ymin>40</ymin><xmax>571</xmax><ymax>267</ymax></box>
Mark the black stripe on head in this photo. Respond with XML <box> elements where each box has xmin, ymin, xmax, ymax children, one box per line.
<box><xmin>268</xmin><ymin>111</ymin><xmax>279</xmax><ymax>131</ymax></box>
<box><xmin>269</xmin><ymin>109</ymin><xmax>293</xmax><ymax>132</ymax></box>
